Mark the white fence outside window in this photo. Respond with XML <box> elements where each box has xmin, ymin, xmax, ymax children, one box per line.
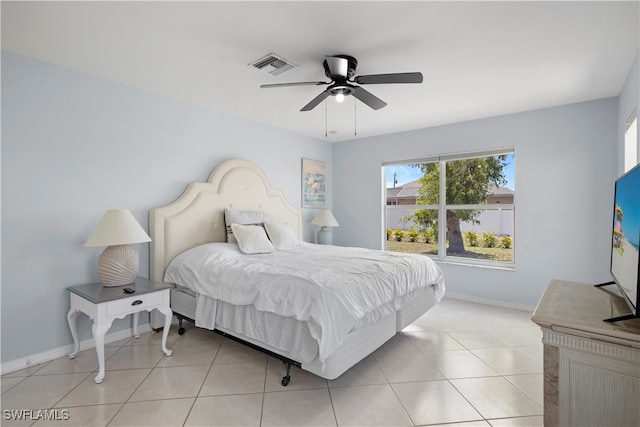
<box><xmin>386</xmin><ymin>205</ymin><xmax>514</xmax><ymax>237</ymax></box>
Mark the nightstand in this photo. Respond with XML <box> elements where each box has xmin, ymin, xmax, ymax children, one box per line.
<box><xmin>66</xmin><ymin>277</ymin><xmax>173</xmax><ymax>383</ymax></box>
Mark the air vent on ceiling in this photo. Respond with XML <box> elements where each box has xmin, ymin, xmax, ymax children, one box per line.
<box><xmin>249</xmin><ymin>53</ymin><xmax>297</xmax><ymax>76</ymax></box>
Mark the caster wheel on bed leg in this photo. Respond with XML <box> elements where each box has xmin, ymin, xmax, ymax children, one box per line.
<box><xmin>281</xmin><ymin>376</ymin><xmax>291</xmax><ymax>387</ymax></box>
<box><xmin>178</xmin><ymin>327</ymin><xmax>185</xmax><ymax>335</ymax></box>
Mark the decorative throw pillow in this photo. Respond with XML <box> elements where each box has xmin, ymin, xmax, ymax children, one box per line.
<box><xmin>264</xmin><ymin>222</ymin><xmax>301</xmax><ymax>249</ymax></box>
<box><xmin>224</xmin><ymin>208</ymin><xmax>271</xmax><ymax>243</ymax></box>
<box><xmin>230</xmin><ymin>223</ymin><xmax>275</xmax><ymax>254</ymax></box>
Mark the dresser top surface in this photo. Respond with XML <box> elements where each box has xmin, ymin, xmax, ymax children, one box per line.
<box><xmin>532</xmin><ymin>280</ymin><xmax>640</xmax><ymax>344</ymax></box>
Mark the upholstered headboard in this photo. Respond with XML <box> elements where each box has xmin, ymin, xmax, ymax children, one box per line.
<box><xmin>149</xmin><ymin>158</ymin><xmax>302</xmax><ymax>282</ymax></box>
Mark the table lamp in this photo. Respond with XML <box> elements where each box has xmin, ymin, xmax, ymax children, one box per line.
<box><xmin>85</xmin><ymin>209</ymin><xmax>151</xmax><ymax>286</ymax></box>
<box><xmin>311</xmin><ymin>209</ymin><xmax>339</xmax><ymax>245</ymax></box>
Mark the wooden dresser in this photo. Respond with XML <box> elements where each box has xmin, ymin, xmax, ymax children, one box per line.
<box><xmin>531</xmin><ymin>280</ymin><xmax>640</xmax><ymax>427</ymax></box>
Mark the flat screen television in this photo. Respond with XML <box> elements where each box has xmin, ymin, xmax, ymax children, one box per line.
<box><xmin>597</xmin><ymin>163</ymin><xmax>640</xmax><ymax>322</ymax></box>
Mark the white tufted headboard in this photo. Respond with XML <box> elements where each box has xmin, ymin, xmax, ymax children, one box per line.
<box><xmin>149</xmin><ymin>158</ymin><xmax>302</xmax><ymax>282</ymax></box>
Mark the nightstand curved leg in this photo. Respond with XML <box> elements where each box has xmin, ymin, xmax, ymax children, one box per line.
<box><xmin>67</xmin><ymin>309</ymin><xmax>80</xmax><ymax>359</ymax></box>
<box><xmin>92</xmin><ymin>320</ymin><xmax>112</xmax><ymax>384</ymax></box>
<box><xmin>158</xmin><ymin>306</ymin><xmax>173</xmax><ymax>357</ymax></box>
<box><xmin>132</xmin><ymin>312</ymin><xmax>140</xmax><ymax>339</ymax></box>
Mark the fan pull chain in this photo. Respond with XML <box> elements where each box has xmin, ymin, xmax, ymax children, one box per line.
<box><xmin>325</xmin><ymin>99</ymin><xmax>328</xmax><ymax>138</ymax></box>
<box><xmin>354</xmin><ymin>97</ymin><xmax>357</xmax><ymax>136</ymax></box>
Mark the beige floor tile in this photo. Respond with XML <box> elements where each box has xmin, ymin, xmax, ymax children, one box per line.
<box><xmin>401</xmin><ymin>311</ymin><xmax>439</xmax><ymax>332</ymax></box>
<box><xmin>451</xmin><ymin>377</ymin><xmax>542</xmax><ymax>419</ymax></box>
<box><xmin>487</xmin><ymin>327</ymin><xmax>543</xmax><ymax>347</ymax></box>
<box><xmin>264</xmin><ymin>357</ymin><xmax>327</xmax><ymax>392</ymax></box>
<box><xmin>108</xmin><ymin>398</ymin><xmax>194</xmax><ymax>426</ymax></box>
<box><xmin>426</xmin><ymin>422</ymin><xmax>491</xmax><ymax>427</ymax></box>
<box><xmin>375</xmin><ymin>343</ymin><xmax>444</xmax><ymax>383</ymax></box>
<box><xmin>128</xmin><ymin>365</ymin><xmax>210</xmax><ymax>401</ymax></box>
<box><xmin>35</xmin><ymin>347</ymin><xmax>118</xmax><ymax>376</ymax></box>
<box><xmin>31</xmin><ymin>404</ymin><xmax>122</xmax><ymax>426</ymax></box>
<box><xmin>404</xmin><ymin>330</ymin><xmax>467</xmax><ymax>352</ymax></box>
<box><xmin>330</xmin><ymin>384</ymin><xmax>412</xmax><ymax>426</ymax></box>
<box><xmin>327</xmin><ymin>356</ymin><xmax>387</xmax><ymax>388</ymax></box>
<box><xmin>515</xmin><ymin>345</ymin><xmax>543</xmax><ymax>364</ymax></box>
<box><xmin>200</xmin><ymin>362</ymin><xmax>266</xmax><ymax>396</ymax></box>
<box><xmin>55</xmin><ymin>368</ymin><xmax>151</xmax><ymax>407</ymax></box>
<box><xmin>1</xmin><ymin>373</ymin><xmax>89</xmax><ymax>411</ymax></box>
<box><xmin>392</xmin><ymin>380</ymin><xmax>483</xmax><ymax>425</ymax></box>
<box><xmin>2</xmin><ymin>364</ymin><xmax>45</xmax><ymax>377</ymax></box>
<box><xmin>505</xmin><ymin>374</ymin><xmax>544</xmax><ymax>406</ymax></box>
<box><xmin>373</xmin><ymin>334</ymin><xmax>419</xmax><ymax>358</ymax></box>
<box><xmin>105</xmin><ymin>345</ymin><xmax>165</xmax><ymax>371</ymax></box>
<box><xmin>445</xmin><ymin>329</ymin><xmax>512</xmax><ymax>349</ymax></box>
<box><xmin>105</xmin><ymin>337</ymin><xmax>131</xmax><ymax>347</ymax></box>
<box><xmin>471</xmin><ymin>348</ymin><xmax>542</xmax><ymax>375</ymax></box>
<box><xmin>155</xmin><ymin>341</ymin><xmax>218</xmax><ymax>368</ymax></box>
<box><xmin>213</xmin><ymin>339</ymin><xmax>268</xmax><ymax>364</ymax></box>
<box><xmin>422</xmin><ymin>350</ymin><xmax>499</xmax><ymax>379</ymax></box>
<box><xmin>125</xmin><ymin>328</ymin><xmax>181</xmax><ymax>348</ymax></box>
<box><xmin>1</xmin><ymin>377</ymin><xmax>25</xmax><ymax>394</ymax></box>
<box><xmin>262</xmin><ymin>388</ymin><xmax>336</xmax><ymax>426</ymax></box>
<box><xmin>174</xmin><ymin>325</ymin><xmax>224</xmax><ymax>344</ymax></box>
<box><xmin>488</xmin><ymin>415</ymin><xmax>543</xmax><ymax>426</ymax></box>
<box><xmin>185</xmin><ymin>394</ymin><xmax>263</xmax><ymax>426</ymax></box>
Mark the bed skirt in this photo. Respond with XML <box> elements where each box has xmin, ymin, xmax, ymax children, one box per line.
<box><xmin>167</xmin><ymin>284</ymin><xmax>436</xmax><ymax>379</ymax></box>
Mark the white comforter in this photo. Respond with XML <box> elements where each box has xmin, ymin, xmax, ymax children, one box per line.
<box><xmin>165</xmin><ymin>242</ymin><xmax>445</xmax><ymax>362</ymax></box>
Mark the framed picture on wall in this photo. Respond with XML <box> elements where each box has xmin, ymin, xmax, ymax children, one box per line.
<box><xmin>302</xmin><ymin>158</ymin><xmax>326</xmax><ymax>208</ymax></box>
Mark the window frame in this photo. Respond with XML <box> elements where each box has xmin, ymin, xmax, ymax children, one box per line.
<box><xmin>383</xmin><ymin>147</ymin><xmax>515</xmax><ymax>269</ymax></box>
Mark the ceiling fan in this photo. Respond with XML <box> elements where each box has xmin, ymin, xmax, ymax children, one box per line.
<box><xmin>260</xmin><ymin>55</ymin><xmax>423</xmax><ymax>112</ymax></box>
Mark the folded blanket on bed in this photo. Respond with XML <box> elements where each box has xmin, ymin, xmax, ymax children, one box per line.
<box><xmin>165</xmin><ymin>242</ymin><xmax>445</xmax><ymax>362</ymax></box>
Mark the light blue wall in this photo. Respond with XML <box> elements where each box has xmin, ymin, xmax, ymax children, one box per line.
<box><xmin>332</xmin><ymin>98</ymin><xmax>619</xmax><ymax>307</ymax></box>
<box><xmin>1</xmin><ymin>52</ymin><xmax>331</xmax><ymax>363</ymax></box>
<box><xmin>617</xmin><ymin>49</ymin><xmax>639</xmax><ymax>171</ymax></box>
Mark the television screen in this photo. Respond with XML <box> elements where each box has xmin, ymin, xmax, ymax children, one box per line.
<box><xmin>610</xmin><ymin>163</ymin><xmax>640</xmax><ymax>319</ymax></box>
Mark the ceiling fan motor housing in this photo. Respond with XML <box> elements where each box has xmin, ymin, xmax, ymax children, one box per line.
<box><xmin>323</xmin><ymin>55</ymin><xmax>358</xmax><ymax>80</ymax></box>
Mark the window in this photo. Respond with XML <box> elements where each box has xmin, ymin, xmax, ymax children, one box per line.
<box><xmin>384</xmin><ymin>149</ymin><xmax>515</xmax><ymax>267</ymax></box>
<box><xmin>625</xmin><ymin>110</ymin><xmax>637</xmax><ymax>173</ymax></box>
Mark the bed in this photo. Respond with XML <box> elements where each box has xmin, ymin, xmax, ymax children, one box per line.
<box><xmin>149</xmin><ymin>158</ymin><xmax>445</xmax><ymax>384</ymax></box>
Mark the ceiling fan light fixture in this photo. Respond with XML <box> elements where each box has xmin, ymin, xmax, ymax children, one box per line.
<box><xmin>329</xmin><ymin>85</ymin><xmax>353</xmax><ymax>102</ymax></box>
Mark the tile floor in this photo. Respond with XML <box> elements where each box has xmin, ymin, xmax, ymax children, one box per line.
<box><xmin>1</xmin><ymin>298</ymin><xmax>544</xmax><ymax>426</ymax></box>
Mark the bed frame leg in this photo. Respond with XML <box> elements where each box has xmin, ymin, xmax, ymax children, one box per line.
<box><xmin>176</xmin><ymin>315</ymin><xmax>186</xmax><ymax>335</ymax></box>
<box><xmin>281</xmin><ymin>361</ymin><xmax>292</xmax><ymax>387</ymax></box>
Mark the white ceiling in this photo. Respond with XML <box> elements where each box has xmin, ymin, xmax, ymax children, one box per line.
<box><xmin>2</xmin><ymin>1</ymin><xmax>639</xmax><ymax>142</ymax></box>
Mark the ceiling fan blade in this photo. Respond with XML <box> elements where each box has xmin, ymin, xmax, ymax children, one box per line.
<box><xmin>352</xmin><ymin>86</ymin><xmax>387</xmax><ymax>110</ymax></box>
<box><xmin>325</xmin><ymin>56</ymin><xmax>349</xmax><ymax>78</ymax></box>
<box><xmin>300</xmin><ymin>89</ymin><xmax>331</xmax><ymax>111</ymax></box>
<box><xmin>260</xmin><ymin>81</ymin><xmax>328</xmax><ymax>89</ymax></box>
<box><xmin>354</xmin><ymin>72</ymin><xmax>423</xmax><ymax>85</ymax></box>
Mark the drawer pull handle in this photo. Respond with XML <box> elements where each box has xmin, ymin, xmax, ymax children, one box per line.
<box><xmin>131</xmin><ymin>300</ymin><xmax>143</xmax><ymax>306</ymax></box>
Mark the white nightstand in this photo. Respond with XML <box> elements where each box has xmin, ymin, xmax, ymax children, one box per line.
<box><xmin>66</xmin><ymin>277</ymin><xmax>173</xmax><ymax>383</ymax></box>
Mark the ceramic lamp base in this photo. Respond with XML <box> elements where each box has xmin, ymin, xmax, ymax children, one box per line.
<box><xmin>317</xmin><ymin>226</ymin><xmax>332</xmax><ymax>245</ymax></box>
<box><xmin>98</xmin><ymin>244</ymin><xmax>138</xmax><ymax>286</ymax></box>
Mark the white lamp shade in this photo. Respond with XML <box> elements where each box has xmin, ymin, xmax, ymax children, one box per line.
<box><xmin>311</xmin><ymin>209</ymin><xmax>339</xmax><ymax>227</ymax></box>
<box><xmin>85</xmin><ymin>209</ymin><xmax>151</xmax><ymax>247</ymax></box>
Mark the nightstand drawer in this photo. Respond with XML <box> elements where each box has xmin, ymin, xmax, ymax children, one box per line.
<box><xmin>106</xmin><ymin>291</ymin><xmax>164</xmax><ymax>317</ymax></box>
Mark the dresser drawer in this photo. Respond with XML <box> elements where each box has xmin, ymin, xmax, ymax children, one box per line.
<box><xmin>106</xmin><ymin>291</ymin><xmax>164</xmax><ymax>317</ymax></box>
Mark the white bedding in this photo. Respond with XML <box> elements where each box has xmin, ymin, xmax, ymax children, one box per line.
<box><xmin>165</xmin><ymin>242</ymin><xmax>445</xmax><ymax>362</ymax></box>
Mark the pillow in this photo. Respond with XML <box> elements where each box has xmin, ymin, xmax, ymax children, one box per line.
<box><xmin>225</xmin><ymin>208</ymin><xmax>271</xmax><ymax>243</ymax></box>
<box><xmin>230</xmin><ymin>223</ymin><xmax>275</xmax><ymax>254</ymax></box>
<box><xmin>264</xmin><ymin>222</ymin><xmax>301</xmax><ymax>249</ymax></box>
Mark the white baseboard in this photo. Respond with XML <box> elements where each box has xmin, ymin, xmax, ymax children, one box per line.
<box><xmin>444</xmin><ymin>292</ymin><xmax>535</xmax><ymax>313</ymax></box>
<box><xmin>0</xmin><ymin>324</ymin><xmax>153</xmax><ymax>376</ymax></box>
